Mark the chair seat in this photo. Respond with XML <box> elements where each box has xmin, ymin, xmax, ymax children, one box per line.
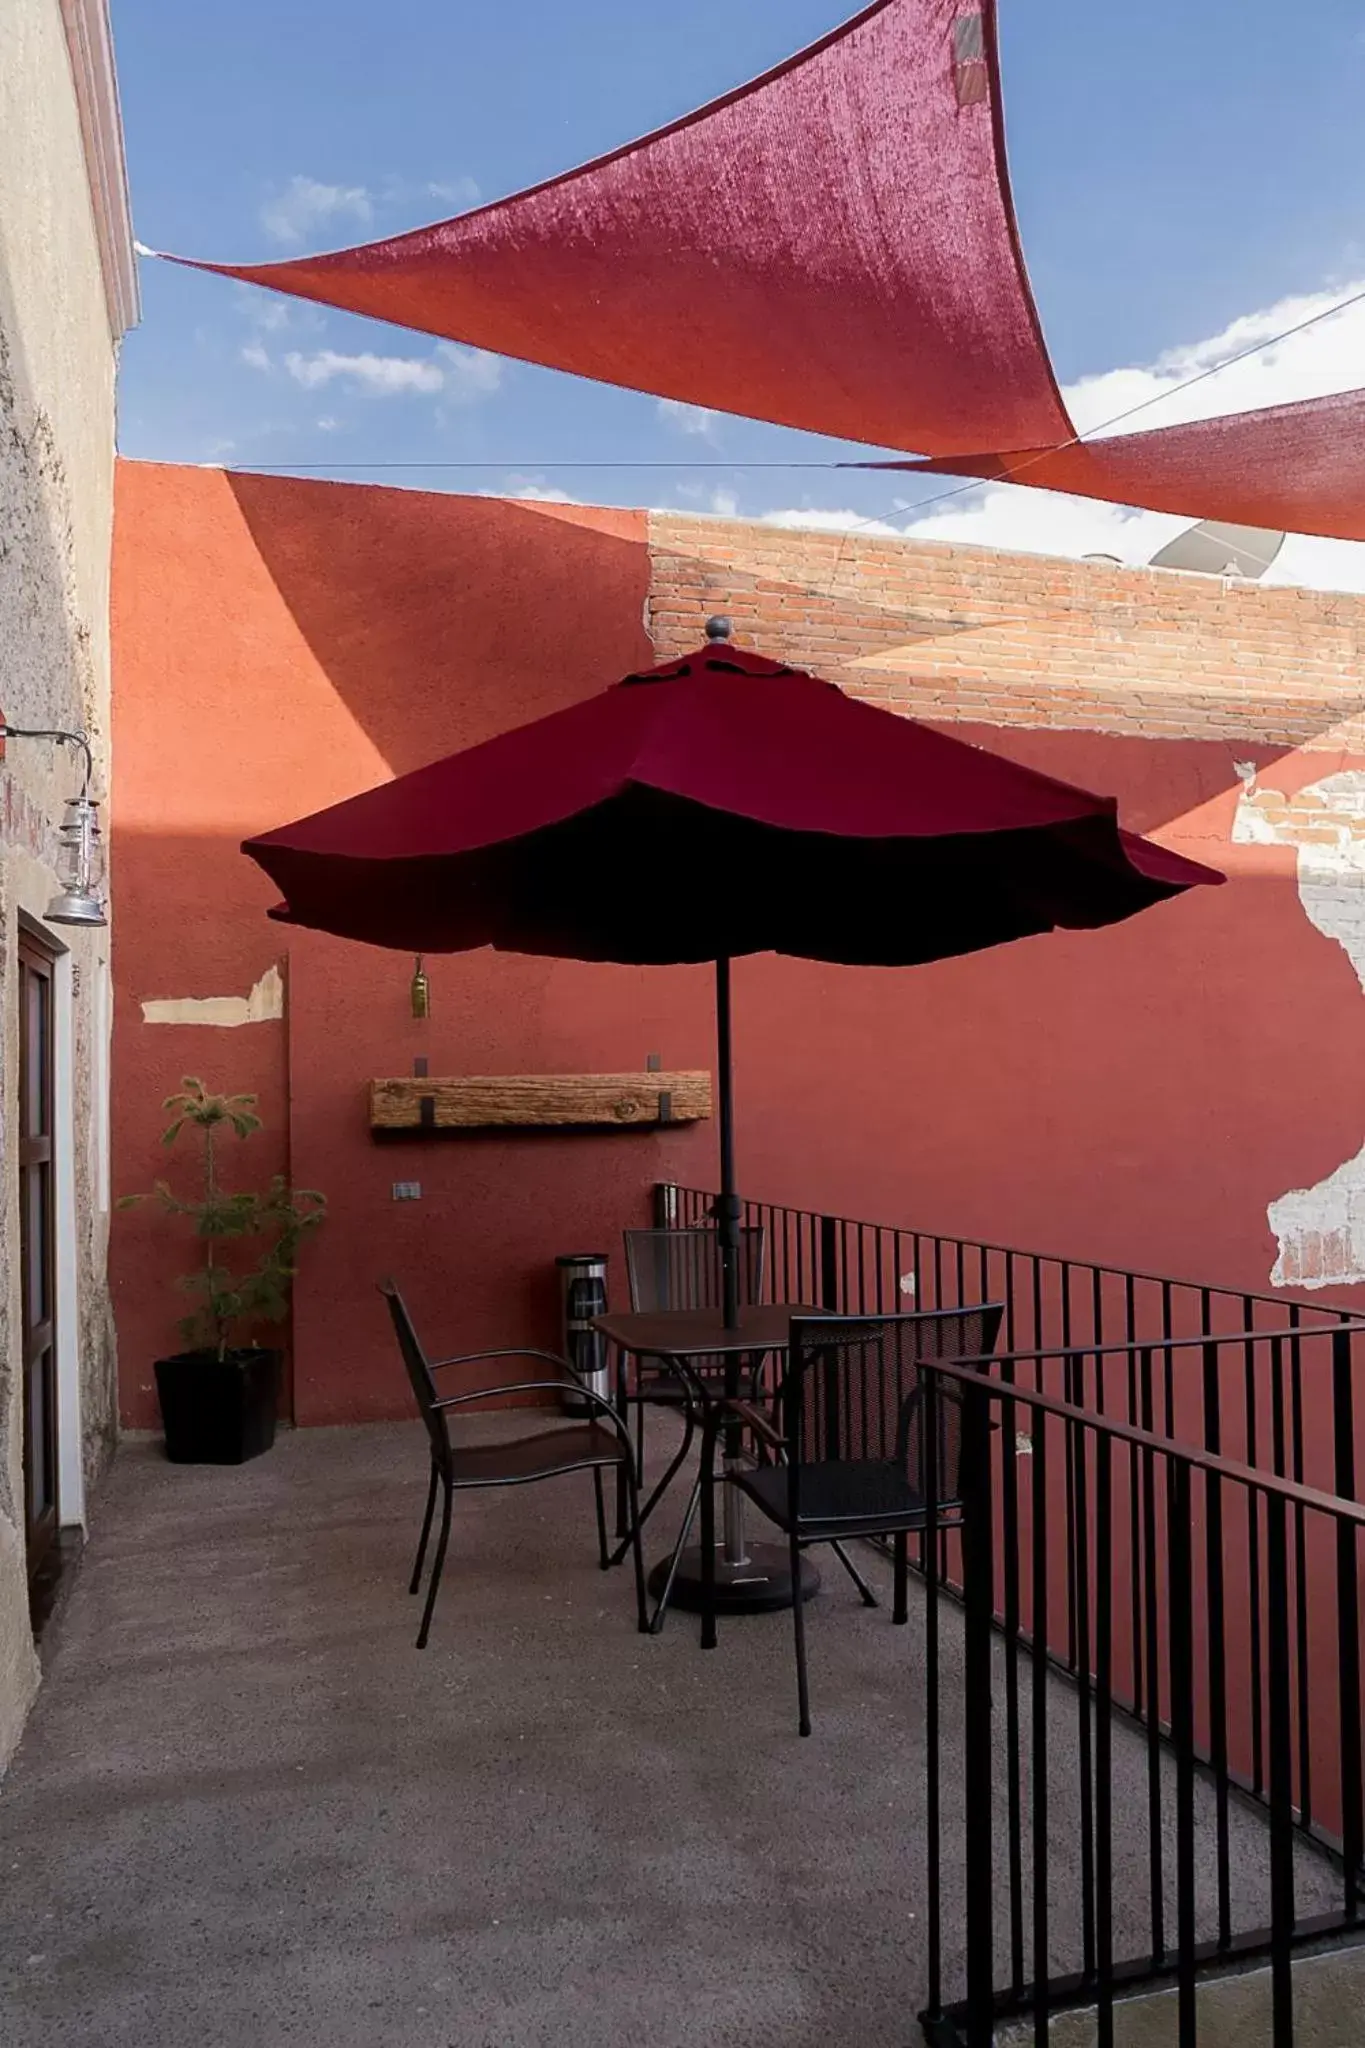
<box><xmin>634</xmin><ymin>1359</ymin><xmax>768</xmax><ymax>1402</ymax></box>
<box><xmin>735</xmin><ymin>1459</ymin><xmax>958</xmax><ymax>1538</ymax></box>
<box><xmin>448</xmin><ymin>1421</ymin><xmax>626</xmax><ymax>1486</ymax></box>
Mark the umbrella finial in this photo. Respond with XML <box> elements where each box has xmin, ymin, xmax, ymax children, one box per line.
<box><xmin>704</xmin><ymin>614</ymin><xmax>733</xmax><ymax>642</ymax></box>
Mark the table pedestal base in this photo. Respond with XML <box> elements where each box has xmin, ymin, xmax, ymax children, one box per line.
<box><xmin>647</xmin><ymin>1543</ymin><xmax>820</xmax><ymax>1616</ymax></box>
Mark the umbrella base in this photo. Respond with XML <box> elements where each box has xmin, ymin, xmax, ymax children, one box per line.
<box><xmin>648</xmin><ymin>1542</ymin><xmax>820</xmax><ymax>1616</ymax></box>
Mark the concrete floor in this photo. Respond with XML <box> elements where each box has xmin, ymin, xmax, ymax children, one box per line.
<box><xmin>0</xmin><ymin>1420</ymin><xmax>1342</xmax><ymax>2048</ymax></box>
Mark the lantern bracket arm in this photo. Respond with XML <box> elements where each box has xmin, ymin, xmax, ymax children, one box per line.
<box><xmin>0</xmin><ymin>724</ymin><xmax>94</xmax><ymax>796</ymax></box>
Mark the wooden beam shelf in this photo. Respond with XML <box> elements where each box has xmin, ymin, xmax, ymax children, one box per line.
<box><xmin>370</xmin><ymin>1071</ymin><xmax>712</xmax><ymax>1134</ymax></box>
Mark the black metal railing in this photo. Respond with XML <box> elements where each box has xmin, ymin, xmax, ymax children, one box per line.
<box><xmin>661</xmin><ymin>1182</ymin><xmax>1365</xmax><ymax>1495</ymax></box>
<box><xmin>658</xmin><ymin>1185</ymin><xmax>1365</xmax><ymax>2038</ymax></box>
<box><xmin>914</xmin><ymin>1353</ymin><xmax>1364</xmax><ymax>2045</ymax></box>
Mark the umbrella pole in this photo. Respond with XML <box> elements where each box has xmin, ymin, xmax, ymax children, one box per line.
<box><xmin>715</xmin><ymin>956</ymin><xmax>741</xmax><ymax>1330</ymax></box>
<box><xmin>714</xmin><ymin>954</ymin><xmax>752</xmax><ymax>1571</ymax></box>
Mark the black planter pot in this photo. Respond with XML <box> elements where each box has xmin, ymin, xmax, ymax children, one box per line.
<box><xmin>154</xmin><ymin>1348</ymin><xmax>280</xmax><ymax>1465</ymax></box>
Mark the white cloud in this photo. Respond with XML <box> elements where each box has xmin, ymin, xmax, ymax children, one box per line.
<box><xmin>658</xmin><ymin>399</ymin><xmax>720</xmax><ymax>442</ymax></box>
<box><xmin>241</xmin><ymin>338</ymin><xmax>501</xmax><ymax>405</ymax></box>
<box><xmin>742</xmin><ymin>486</ymin><xmax>1365</xmax><ymax>596</ymax></box>
<box><xmin>376</xmin><ymin>173</ymin><xmax>482</xmax><ymax>213</ymax></box>
<box><xmin>1064</xmin><ymin>279</ymin><xmax>1365</xmax><ymax>438</ymax></box>
<box><xmin>316</xmin><ymin>416</ymin><xmax>341</xmax><ymax>433</ymax></box>
<box><xmin>282</xmin><ymin>349</ymin><xmax>446</xmax><ymax>395</ymax></box>
<box><xmin>502</xmin><ymin>474</ymin><xmax>582</xmax><ymax>504</ymax></box>
<box><xmin>434</xmin><ymin>342</ymin><xmax>503</xmax><ymax>399</ymax></box>
<box><xmin>236</xmin><ymin>286</ymin><xmax>294</xmax><ymax>333</ymax></box>
<box><xmin>741</xmin><ymin>277</ymin><xmax>1365</xmax><ymax>593</ymax></box>
<box><xmin>895</xmin><ymin>483</ymin><xmax>1186</xmax><ymax>564</ymax></box>
<box><xmin>760</xmin><ymin>504</ymin><xmax>903</xmax><ymax>538</ymax></box>
<box><xmin>260</xmin><ymin>177</ymin><xmax>374</xmax><ymax>247</ymax></box>
<box><xmin>425</xmin><ymin>176</ymin><xmax>482</xmax><ymax>208</ymax></box>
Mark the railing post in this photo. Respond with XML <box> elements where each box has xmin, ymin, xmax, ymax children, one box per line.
<box><xmin>653</xmin><ymin>1182</ymin><xmax>678</xmax><ymax>1229</ymax></box>
<box><xmin>923</xmin><ymin>1364</ymin><xmax>944</xmax><ymax>2033</ymax></box>
<box><xmin>1167</xmin><ymin>1459</ymin><xmax>1198</xmax><ymax>2043</ymax></box>
<box><xmin>961</xmin><ymin>1377</ymin><xmax>995</xmax><ymax>2048</ymax></box>
<box><xmin>819</xmin><ymin>1212</ymin><xmax>840</xmax><ymax>1313</ymax></box>
<box><xmin>1031</xmin><ymin>1401</ymin><xmax>1051</xmax><ymax>2047</ymax></box>
<box><xmin>1333</xmin><ymin>1328</ymin><xmax>1363</xmax><ymax>1909</ymax></box>
<box><xmin>1266</xmin><ymin>1490</ymin><xmax>1297</xmax><ymax>2044</ymax></box>
<box><xmin>1202</xmin><ymin>1339</ymin><xmax>1232</xmax><ymax>1948</ymax></box>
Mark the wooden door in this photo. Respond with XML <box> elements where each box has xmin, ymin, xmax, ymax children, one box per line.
<box><xmin>18</xmin><ymin>931</ymin><xmax>58</xmax><ymax>1586</ymax></box>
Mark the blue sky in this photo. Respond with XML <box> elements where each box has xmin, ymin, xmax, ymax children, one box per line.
<box><xmin>114</xmin><ymin>0</ymin><xmax>1365</xmax><ymax>580</ymax></box>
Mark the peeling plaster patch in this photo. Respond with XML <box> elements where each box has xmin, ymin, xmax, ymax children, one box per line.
<box><xmin>1268</xmin><ymin>1143</ymin><xmax>1365</xmax><ymax>1290</ymax></box>
<box><xmin>141</xmin><ymin>965</ymin><xmax>284</xmax><ymax>1028</ymax></box>
<box><xmin>1234</xmin><ymin>773</ymin><xmax>1365</xmax><ymax>1286</ymax></box>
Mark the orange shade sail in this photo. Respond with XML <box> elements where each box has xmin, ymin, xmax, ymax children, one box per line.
<box><xmin>165</xmin><ymin>0</ymin><xmax>1072</xmax><ymax>456</ymax></box>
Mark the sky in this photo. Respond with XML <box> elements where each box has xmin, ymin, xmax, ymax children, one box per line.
<box><xmin>114</xmin><ymin>0</ymin><xmax>1365</xmax><ymax>590</ymax></box>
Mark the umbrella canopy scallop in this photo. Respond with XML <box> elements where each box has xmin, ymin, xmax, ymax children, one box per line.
<box><xmin>244</xmin><ymin>641</ymin><xmax>1222</xmax><ymax>965</ymax></box>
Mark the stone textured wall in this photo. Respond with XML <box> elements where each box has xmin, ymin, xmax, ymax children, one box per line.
<box><xmin>0</xmin><ymin>0</ymin><xmax>120</xmax><ymax>1767</ymax></box>
<box><xmin>648</xmin><ymin>513</ymin><xmax>1365</xmax><ymax>750</ymax></box>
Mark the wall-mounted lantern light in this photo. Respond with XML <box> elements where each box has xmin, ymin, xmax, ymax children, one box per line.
<box><xmin>410</xmin><ymin>954</ymin><xmax>430</xmax><ymax>1020</ymax></box>
<box><xmin>0</xmin><ymin>723</ymin><xmax>107</xmax><ymax>927</ymax></box>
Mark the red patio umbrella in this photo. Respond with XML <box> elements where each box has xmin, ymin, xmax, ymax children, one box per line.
<box><xmin>244</xmin><ymin>622</ymin><xmax>1223</xmax><ymax>1326</ymax></box>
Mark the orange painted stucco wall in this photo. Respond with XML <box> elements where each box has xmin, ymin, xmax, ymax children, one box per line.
<box><xmin>111</xmin><ymin>461</ymin><xmax>1365</xmax><ymax>1431</ymax></box>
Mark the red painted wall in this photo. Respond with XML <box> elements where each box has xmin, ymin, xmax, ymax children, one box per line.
<box><xmin>733</xmin><ymin>724</ymin><xmax>1365</xmax><ymax>1294</ymax></box>
<box><xmin>111</xmin><ymin>462</ymin><xmax>673</xmax><ymax>1425</ymax></box>
<box><xmin>112</xmin><ymin>461</ymin><xmax>1365</xmax><ymax>1432</ymax></box>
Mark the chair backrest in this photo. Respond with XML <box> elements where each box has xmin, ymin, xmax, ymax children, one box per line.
<box><xmin>379</xmin><ymin>1279</ymin><xmax>451</xmax><ymax>1470</ymax></box>
<box><xmin>783</xmin><ymin>1304</ymin><xmax>1004</xmax><ymax>1513</ymax></box>
<box><xmin>623</xmin><ymin>1225</ymin><xmax>767</xmax><ymax>1313</ymax></box>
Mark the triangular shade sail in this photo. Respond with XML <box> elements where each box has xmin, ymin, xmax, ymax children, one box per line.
<box><xmin>244</xmin><ymin>642</ymin><xmax>1222</xmax><ymax>965</ymax></box>
<box><xmin>167</xmin><ymin>0</ymin><xmax>1071</xmax><ymax>456</ymax></box>
<box><xmin>859</xmin><ymin>383</ymin><xmax>1365</xmax><ymax>543</ymax></box>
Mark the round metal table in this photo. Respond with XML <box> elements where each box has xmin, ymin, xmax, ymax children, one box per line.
<box><xmin>593</xmin><ymin>1303</ymin><xmax>822</xmax><ymax>1640</ymax></box>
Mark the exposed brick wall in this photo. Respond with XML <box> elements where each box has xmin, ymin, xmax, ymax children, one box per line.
<box><xmin>647</xmin><ymin>513</ymin><xmax>1365</xmax><ymax>750</ymax></box>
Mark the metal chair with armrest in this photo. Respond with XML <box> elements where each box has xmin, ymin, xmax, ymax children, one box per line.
<box><xmin>727</xmin><ymin>1302</ymin><xmax>1005</xmax><ymax>1734</ymax></box>
<box><xmin>380</xmin><ymin>1279</ymin><xmax>648</xmax><ymax>1649</ymax></box>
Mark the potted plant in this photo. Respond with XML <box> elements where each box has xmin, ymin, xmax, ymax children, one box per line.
<box><xmin>120</xmin><ymin>1078</ymin><xmax>326</xmax><ymax>1464</ymax></box>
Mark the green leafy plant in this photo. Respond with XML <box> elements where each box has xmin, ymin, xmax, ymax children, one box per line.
<box><xmin>119</xmin><ymin>1078</ymin><xmax>326</xmax><ymax>1360</ymax></box>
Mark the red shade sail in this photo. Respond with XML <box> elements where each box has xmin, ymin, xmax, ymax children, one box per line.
<box><xmin>167</xmin><ymin>0</ymin><xmax>1071</xmax><ymax>456</ymax></box>
<box><xmin>244</xmin><ymin>641</ymin><xmax>1222</xmax><ymax>966</ymax></box>
<box><xmin>859</xmin><ymin>383</ymin><xmax>1365</xmax><ymax>542</ymax></box>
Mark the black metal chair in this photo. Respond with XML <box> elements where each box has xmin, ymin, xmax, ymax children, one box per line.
<box><xmin>623</xmin><ymin>1224</ymin><xmax>768</xmax><ymax>1425</ymax></box>
<box><xmin>614</xmin><ymin>1224</ymin><xmax>768</xmax><ymax>1540</ymax></box>
<box><xmin>624</xmin><ymin>1225</ymin><xmax>768</xmax><ymax>1325</ymax></box>
<box><xmin>380</xmin><ymin>1280</ymin><xmax>648</xmax><ymax>1648</ymax></box>
<box><xmin>727</xmin><ymin>1303</ymin><xmax>1004</xmax><ymax>1734</ymax></box>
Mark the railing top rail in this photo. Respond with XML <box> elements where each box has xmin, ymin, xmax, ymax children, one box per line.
<box><xmin>915</xmin><ymin>1351</ymin><xmax>1365</xmax><ymax>1524</ymax></box>
<box><xmin>666</xmin><ymin>1182</ymin><xmax>1365</xmax><ymax>1327</ymax></box>
<box><xmin>979</xmin><ymin>1331</ymin><xmax>1365</xmax><ymax>1364</ymax></box>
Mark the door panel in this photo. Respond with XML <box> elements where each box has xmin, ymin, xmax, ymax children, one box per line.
<box><xmin>18</xmin><ymin>932</ymin><xmax>58</xmax><ymax>1586</ymax></box>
